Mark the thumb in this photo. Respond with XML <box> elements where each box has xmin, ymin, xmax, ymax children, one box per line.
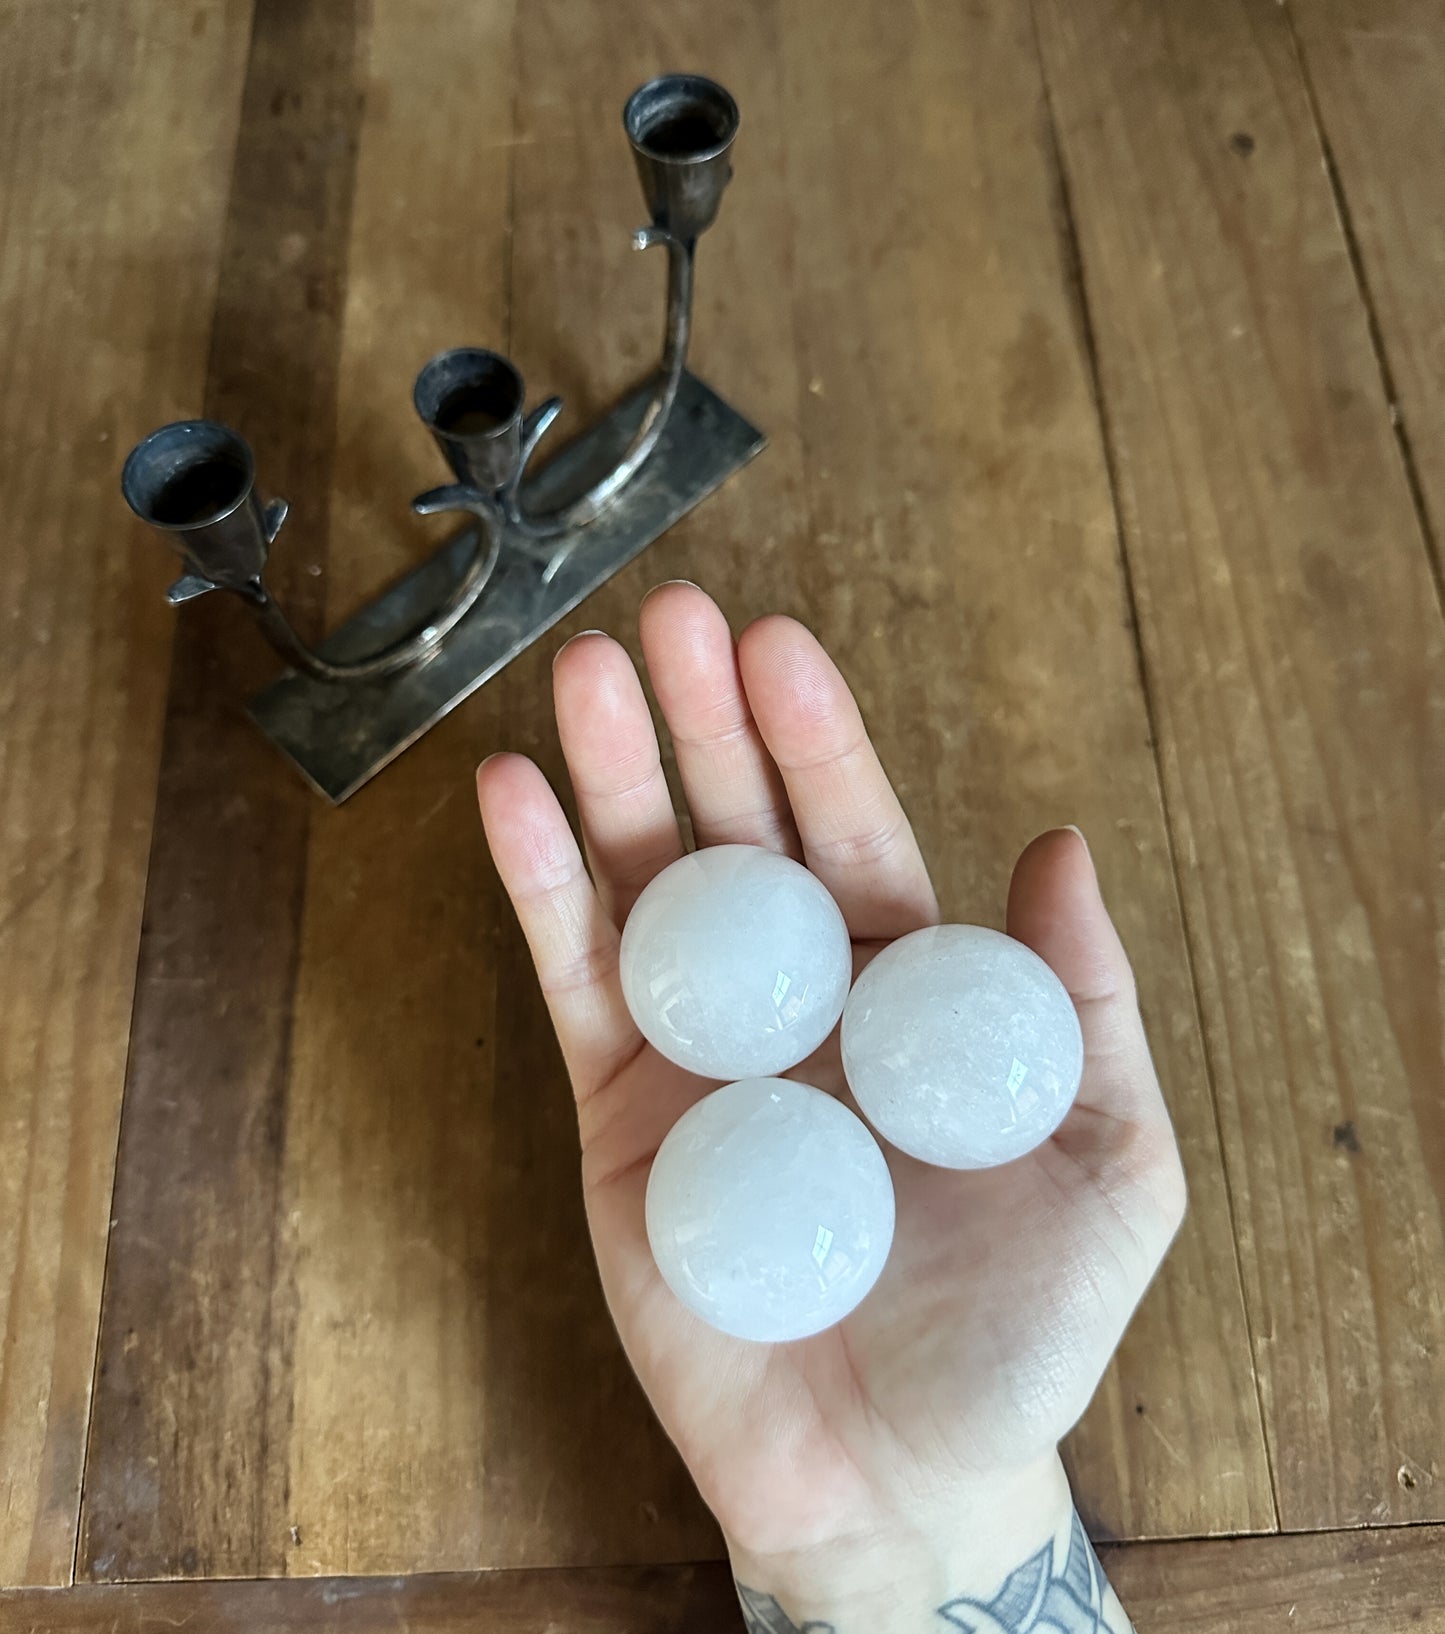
<box><xmin>1007</xmin><ymin>828</ymin><xmax>1178</xmax><ymax>1166</ymax></box>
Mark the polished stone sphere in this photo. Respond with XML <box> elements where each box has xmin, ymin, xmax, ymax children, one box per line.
<box><xmin>645</xmin><ymin>1077</ymin><xmax>896</xmax><ymax>1342</ymax></box>
<box><xmin>620</xmin><ymin>845</ymin><xmax>852</xmax><ymax>1080</ymax></box>
<box><xmin>842</xmin><ymin>924</ymin><xmax>1084</xmax><ymax>1169</ymax></box>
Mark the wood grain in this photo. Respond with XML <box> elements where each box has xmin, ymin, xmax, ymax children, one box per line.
<box><xmin>1033</xmin><ymin>0</ymin><xmax>1445</xmax><ymax>1529</ymax></box>
<box><xmin>772</xmin><ymin>0</ymin><xmax>1273</xmax><ymax>1539</ymax></box>
<box><xmin>471</xmin><ymin>0</ymin><xmax>807</xmax><ymax>1570</ymax></box>
<box><xmin>1286</xmin><ymin>0</ymin><xmax>1445</xmax><ymax>575</ymax></box>
<box><xmin>1102</xmin><ymin>1525</ymin><xmax>1445</xmax><ymax>1630</ymax></box>
<box><xmin>274</xmin><ymin>0</ymin><xmax>516</xmax><ymax>1575</ymax></box>
<box><xmin>0</xmin><ymin>0</ymin><xmax>253</xmax><ymax>1586</ymax></box>
<box><xmin>0</xmin><ymin>1563</ymin><xmax>741</xmax><ymax>1634</ymax></box>
<box><xmin>78</xmin><ymin>0</ymin><xmax>368</xmax><ymax>1580</ymax></box>
<box><xmin>16</xmin><ymin>0</ymin><xmax>1438</xmax><ymax>1603</ymax></box>
<box><xmin>5</xmin><ymin>1529</ymin><xmax>1445</xmax><ymax>1633</ymax></box>
<box><xmin>80</xmin><ymin>0</ymin><xmax>804</xmax><ymax>1580</ymax></box>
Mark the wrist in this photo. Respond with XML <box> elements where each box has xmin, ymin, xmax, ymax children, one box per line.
<box><xmin>726</xmin><ymin>1454</ymin><xmax>1080</xmax><ymax>1634</ymax></box>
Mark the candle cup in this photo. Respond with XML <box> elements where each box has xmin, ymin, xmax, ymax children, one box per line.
<box><xmin>412</xmin><ymin>348</ymin><xmax>525</xmax><ymax>494</ymax></box>
<box><xmin>625</xmin><ymin>74</ymin><xmax>738</xmax><ymax>243</ymax></box>
<box><xmin>121</xmin><ymin>419</ymin><xmax>272</xmax><ymax>591</ymax></box>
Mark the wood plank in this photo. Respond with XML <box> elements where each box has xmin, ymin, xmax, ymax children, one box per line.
<box><xmin>6</xmin><ymin>1528</ymin><xmax>1445</xmax><ymax>1632</ymax></box>
<box><xmin>73</xmin><ymin>0</ymin><xmax>812</xmax><ymax>1580</ymax></box>
<box><xmin>0</xmin><ymin>0</ymin><xmax>253</xmax><ymax>1586</ymax></box>
<box><xmin>1286</xmin><ymin>0</ymin><xmax>1445</xmax><ymax>574</ymax></box>
<box><xmin>77</xmin><ymin>0</ymin><xmax>370</xmax><ymax>1580</ymax></box>
<box><xmin>468</xmin><ymin>0</ymin><xmax>807</xmax><ymax>1570</ymax></box>
<box><xmin>0</xmin><ymin>1564</ymin><xmax>741</xmax><ymax>1634</ymax></box>
<box><xmin>1033</xmin><ymin>0</ymin><xmax>1445</xmax><ymax>1530</ymax></box>
<box><xmin>773</xmin><ymin>0</ymin><xmax>1273</xmax><ymax>1539</ymax></box>
<box><xmin>1101</xmin><ymin>1525</ymin><xmax>1445</xmax><ymax>1630</ymax></box>
<box><xmin>273</xmin><ymin>0</ymin><xmax>518</xmax><ymax>1575</ymax></box>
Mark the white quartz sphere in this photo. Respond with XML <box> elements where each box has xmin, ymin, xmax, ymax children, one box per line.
<box><xmin>619</xmin><ymin>845</ymin><xmax>852</xmax><ymax>1080</ymax></box>
<box><xmin>842</xmin><ymin>925</ymin><xmax>1084</xmax><ymax>1170</ymax></box>
<box><xmin>645</xmin><ymin>1077</ymin><xmax>896</xmax><ymax>1342</ymax></box>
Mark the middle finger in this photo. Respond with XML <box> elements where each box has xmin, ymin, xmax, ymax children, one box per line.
<box><xmin>553</xmin><ymin>629</ymin><xmax>684</xmax><ymax>925</ymax></box>
<box><xmin>639</xmin><ymin>581</ymin><xmax>803</xmax><ymax>859</ymax></box>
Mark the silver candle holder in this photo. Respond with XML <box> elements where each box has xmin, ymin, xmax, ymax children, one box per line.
<box><xmin>121</xmin><ymin>75</ymin><xmax>764</xmax><ymax>802</ymax></box>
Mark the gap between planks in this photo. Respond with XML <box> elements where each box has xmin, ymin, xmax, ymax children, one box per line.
<box><xmin>1024</xmin><ymin>0</ymin><xmax>1282</xmax><ymax>1532</ymax></box>
<box><xmin>1277</xmin><ymin>0</ymin><xmax>1444</xmax><ymax>601</ymax></box>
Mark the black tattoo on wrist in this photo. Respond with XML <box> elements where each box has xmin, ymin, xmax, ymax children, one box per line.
<box><xmin>938</xmin><ymin>1512</ymin><xmax>1113</xmax><ymax>1632</ymax></box>
<box><xmin>736</xmin><ymin>1584</ymin><xmax>835</xmax><ymax>1634</ymax></box>
<box><xmin>735</xmin><ymin>1512</ymin><xmax>1121</xmax><ymax>1634</ymax></box>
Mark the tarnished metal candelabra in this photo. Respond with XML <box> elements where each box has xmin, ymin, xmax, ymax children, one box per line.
<box><xmin>121</xmin><ymin>75</ymin><xmax>764</xmax><ymax>801</ymax></box>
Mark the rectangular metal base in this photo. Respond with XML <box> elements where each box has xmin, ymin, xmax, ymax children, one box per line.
<box><xmin>248</xmin><ymin>371</ymin><xmax>765</xmax><ymax>802</ymax></box>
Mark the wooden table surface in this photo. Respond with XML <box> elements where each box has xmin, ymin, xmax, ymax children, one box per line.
<box><xmin>2</xmin><ymin>0</ymin><xmax>1442</xmax><ymax>1627</ymax></box>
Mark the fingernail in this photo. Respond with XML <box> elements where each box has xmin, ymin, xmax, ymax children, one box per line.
<box><xmin>644</xmin><ymin>578</ymin><xmax>702</xmax><ymax>596</ymax></box>
<box><xmin>553</xmin><ymin>628</ymin><xmax>607</xmax><ymax>665</ymax></box>
<box><xmin>1063</xmin><ymin>823</ymin><xmax>1091</xmax><ymax>858</ymax></box>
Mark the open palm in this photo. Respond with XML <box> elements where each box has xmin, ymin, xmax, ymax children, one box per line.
<box><xmin>477</xmin><ymin>583</ymin><xmax>1185</xmax><ymax>1567</ymax></box>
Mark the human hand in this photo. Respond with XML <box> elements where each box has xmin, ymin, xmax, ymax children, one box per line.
<box><xmin>476</xmin><ymin>583</ymin><xmax>1184</xmax><ymax>1632</ymax></box>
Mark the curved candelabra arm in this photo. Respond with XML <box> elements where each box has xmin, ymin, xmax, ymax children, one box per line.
<box><xmin>242</xmin><ymin>484</ymin><xmax>504</xmax><ymax>685</ymax></box>
<box><xmin>123</xmin><ymin>420</ymin><xmax>508</xmax><ymax>687</ymax></box>
<box><xmin>503</xmin><ymin>227</ymin><xmax>695</xmax><ymax>540</ymax></box>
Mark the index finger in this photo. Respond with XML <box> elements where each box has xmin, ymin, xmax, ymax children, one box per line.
<box><xmin>737</xmin><ymin>615</ymin><xmax>939</xmax><ymax>942</ymax></box>
<box><xmin>476</xmin><ymin>753</ymin><xmax>643</xmax><ymax>1102</ymax></box>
